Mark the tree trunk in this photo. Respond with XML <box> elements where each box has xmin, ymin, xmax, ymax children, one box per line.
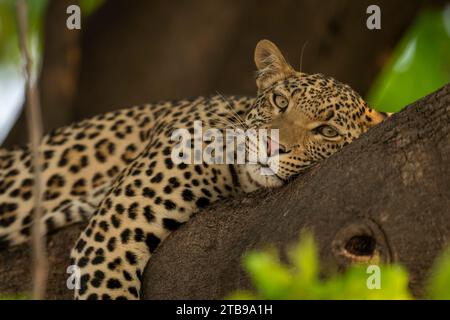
<box><xmin>0</xmin><ymin>84</ymin><xmax>448</xmax><ymax>299</ymax></box>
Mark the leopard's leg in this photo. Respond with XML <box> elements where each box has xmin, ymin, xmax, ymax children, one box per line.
<box><xmin>70</xmin><ymin>144</ymin><xmax>237</xmax><ymax>299</ymax></box>
<box><xmin>71</xmin><ymin>201</ymin><xmax>172</xmax><ymax>300</ymax></box>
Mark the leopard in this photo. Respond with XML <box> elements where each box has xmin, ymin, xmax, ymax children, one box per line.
<box><xmin>0</xmin><ymin>40</ymin><xmax>388</xmax><ymax>299</ymax></box>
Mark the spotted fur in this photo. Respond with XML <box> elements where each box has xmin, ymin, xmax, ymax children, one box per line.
<box><xmin>0</xmin><ymin>40</ymin><xmax>387</xmax><ymax>299</ymax></box>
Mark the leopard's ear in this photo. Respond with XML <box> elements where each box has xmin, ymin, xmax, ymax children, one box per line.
<box><xmin>254</xmin><ymin>39</ymin><xmax>294</xmax><ymax>90</ymax></box>
<box><xmin>363</xmin><ymin>107</ymin><xmax>391</xmax><ymax>128</ymax></box>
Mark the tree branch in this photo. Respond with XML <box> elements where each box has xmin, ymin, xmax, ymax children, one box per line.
<box><xmin>0</xmin><ymin>85</ymin><xmax>449</xmax><ymax>299</ymax></box>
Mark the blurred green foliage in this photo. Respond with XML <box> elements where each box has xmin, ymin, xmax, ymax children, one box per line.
<box><xmin>79</xmin><ymin>0</ymin><xmax>106</xmax><ymax>16</ymax></box>
<box><xmin>426</xmin><ymin>248</ymin><xmax>450</xmax><ymax>299</ymax></box>
<box><xmin>368</xmin><ymin>8</ymin><xmax>450</xmax><ymax>112</ymax></box>
<box><xmin>228</xmin><ymin>234</ymin><xmax>450</xmax><ymax>300</ymax></box>
<box><xmin>0</xmin><ymin>0</ymin><xmax>48</xmax><ymax>65</ymax></box>
<box><xmin>0</xmin><ymin>0</ymin><xmax>105</xmax><ymax>66</ymax></box>
<box><xmin>0</xmin><ymin>293</ymin><xmax>29</xmax><ymax>300</ymax></box>
<box><xmin>0</xmin><ymin>1</ymin><xmax>447</xmax><ymax>112</ymax></box>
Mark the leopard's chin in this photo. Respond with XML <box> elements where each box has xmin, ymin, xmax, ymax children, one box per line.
<box><xmin>245</xmin><ymin>164</ymin><xmax>285</xmax><ymax>188</ymax></box>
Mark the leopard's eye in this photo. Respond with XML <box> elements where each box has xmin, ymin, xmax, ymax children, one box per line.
<box><xmin>273</xmin><ymin>94</ymin><xmax>289</xmax><ymax>110</ymax></box>
<box><xmin>316</xmin><ymin>125</ymin><xmax>339</xmax><ymax>138</ymax></box>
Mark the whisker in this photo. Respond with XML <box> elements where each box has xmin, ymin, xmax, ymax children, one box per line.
<box><xmin>209</xmin><ymin>114</ymin><xmax>242</xmax><ymax>130</ymax></box>
<box><xmin>299</xmin><ymin>41</ymin><xmax>309</xmax><ymax>72</ymax></box>
<box><xmin>216</xmin><ymin>92</ymin><xmax>248</xmax><ymax>130</ymax></box>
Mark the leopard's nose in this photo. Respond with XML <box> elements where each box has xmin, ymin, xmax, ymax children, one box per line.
<box><xmin>267</xmin><ymin>138</ymin><xmax>289</xmax><ymax>156</ymax></box>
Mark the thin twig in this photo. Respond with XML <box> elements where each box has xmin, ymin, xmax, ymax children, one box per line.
<box><xmin>16</xmin><ymin>0</ymin><xmax>48</xmax><ymax>300</ymax></box>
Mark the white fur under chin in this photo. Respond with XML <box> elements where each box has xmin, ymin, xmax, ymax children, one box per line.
<box><xmin>245</xmin><ymin>164</ymin><xmax>284</xmax><ymax>190</ymax></box>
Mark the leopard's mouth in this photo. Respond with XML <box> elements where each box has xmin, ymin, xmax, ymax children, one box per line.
<box><xmin>256</xmin><ymin>162</ymin><xmax>286</xmax><ymax>182</ymax></box>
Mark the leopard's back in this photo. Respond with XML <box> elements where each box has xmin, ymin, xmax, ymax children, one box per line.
<box><xmin>0</xmin><ymin>96</ymin><xmax>250</xmax><ymax>248</ymax></box>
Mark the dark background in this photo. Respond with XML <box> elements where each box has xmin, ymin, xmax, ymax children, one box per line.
<box><xmin>4</xmin><ymin>0</ymin><xmax>447</xmax><ymax>147</ymax></box>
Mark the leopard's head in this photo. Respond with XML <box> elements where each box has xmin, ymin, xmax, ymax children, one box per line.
<box><xmin>244</xmin><ymin>40</ymin><xmax>387</xmax><ymax>187</ymax></box>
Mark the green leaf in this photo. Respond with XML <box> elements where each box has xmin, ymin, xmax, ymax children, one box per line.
<box><xmin>242</xmin><ymin>249</ymin><xmax>293</xmax><ymax>299</ymax></box>
<box><xmin>427</xmin><ymin>248</ymin><xmax>450</xmax><ymax>300</ymax></box>
<box><xmin>229</xmin><ymin>235</ymin><xmax>413</xmax><ymax>300</ymax></box>
<box><xmin>290</xmin><ymin>233</ymin><xmax>318</xmax><ymax>285</ymax></box>
<box><xmin>367</xmin><ymin>8</ymin><xmax>450</xmax><ymax>112</ymax></box>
